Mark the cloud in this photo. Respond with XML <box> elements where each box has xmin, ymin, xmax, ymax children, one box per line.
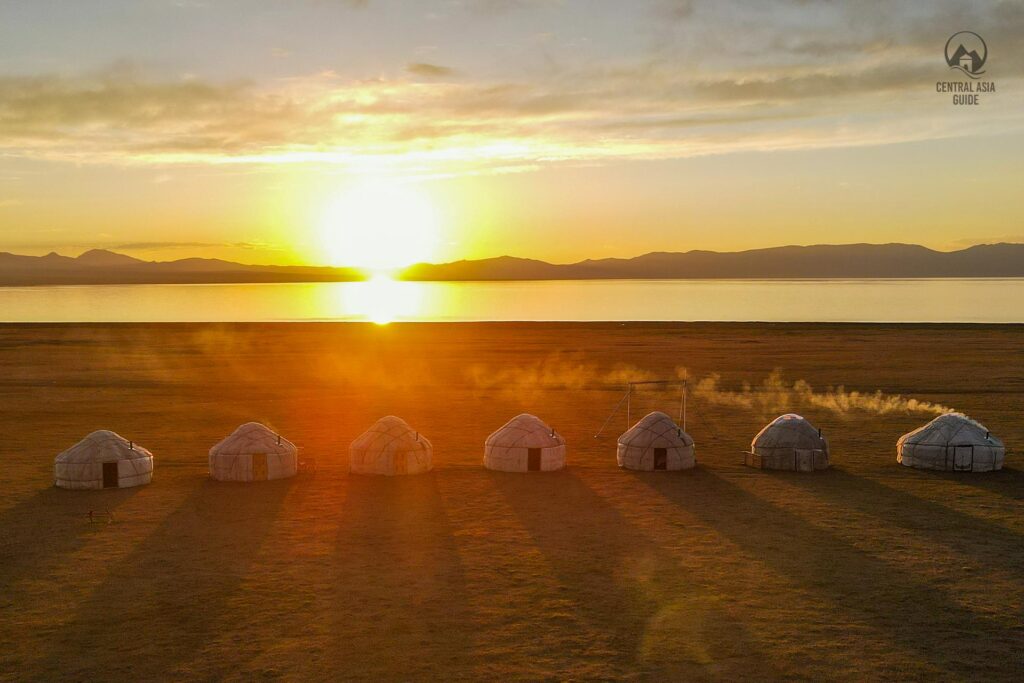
<box><xmin>0</xmin><ymin>64</ymin><xmax>249</xmax><ymax>141</ymax></box>
<box><xmin>313</xmin><ymin>0</ymin><xmax>370</xmax><ymax>7</ymax></box>
<box><xmin>463</xmin><ymin>0</ymin><xmax>561</xmax><ymax>15</ymax></box>
<box><xmin>110</xmin><ymin>241</ymin><xmax>282</xmax><ymax>251</ymax></box>
<box><xmin>406</xmin><ymin>62</ymin><xmax>458</xmax><ymax>79</ymax></box>
<box><xmin>1</xmin><ymin>59</ymin><xmax>1018</xmax><ymax>176</ymax></box>
<box><xmin>952</xmin><ymin>235</ymin><xmax>1024</xmax><ymax>246</ymax></box>
<box><xmin>1</xmin><ymin>1</ymin><xmax>1022</xmax><ymax>176</ymax></box>
<box><xmin>657</xmin><ymin>0</ymin><xmax>695</xmax><ymax>20</ymax></box>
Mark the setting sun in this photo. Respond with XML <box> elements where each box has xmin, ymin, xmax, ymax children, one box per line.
<box><xmin>318</xmin><ymin>181</ymin><xmax>440</xmax><ymax>273</ymax></box>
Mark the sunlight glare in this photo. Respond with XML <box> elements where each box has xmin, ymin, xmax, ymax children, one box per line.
<box><xmin>318</xmin><ymin>180</ymin><xmax>440</xmax><ymax>273</ymax></box>
<box><xmin>342</xmin><ymin>274</ymin><xmax>424</xmax><ymax>325</ymax></box>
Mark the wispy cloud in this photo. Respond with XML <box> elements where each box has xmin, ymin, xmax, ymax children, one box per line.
<box><xmin>0</xmin><ymin>1</ymin><xmax>1021</xmax><ymax>176</ymax></box>
<box><xmin>406</xmin><ymin>62</ymin><xmax>458</xmax><ymax>79</ymax></box>
<box><xmin>952</xmin><ymin>235</ymin><xmax>1024</xmax><ymax>247</ymax></box>
<box><xmin>109</xmin><ymin>240</ymin><xmax>284</xmax><ymax>251</ymax></box>
<box><xmin>459</xmin><ymin>0</ymin><xmax>562</xmax><ymax>15</ymax></box>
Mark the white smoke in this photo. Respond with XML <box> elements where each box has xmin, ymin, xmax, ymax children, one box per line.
<box><xmin>683</xmin><ymin>369</ymin><xmax>954</xmax><ymax>419</ymax></box>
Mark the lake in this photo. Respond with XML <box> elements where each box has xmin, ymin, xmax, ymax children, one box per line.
<box><xmin>1</xmin><ymin>278</ymin><xmax>1022</xmax><ymax>323</ymax></box>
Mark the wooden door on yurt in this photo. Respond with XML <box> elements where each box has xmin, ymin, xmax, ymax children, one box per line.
<box><xmin>527</xmin><ymin>448</ymin><xmax>542</xmax><ymax>471</ymax></box>
<box><xmin>653</xmin><ymin>448</ymin><xmax>668</xmax><ymax>470</ymax></box>
<box><xmin>102</xmin><ymin>462</ymin><xmax>119</xmax><ymax>488</ymax></box>
<box><xmin>794</xmin><ymin>449</ymin><xmax>814</xmax><ymax>472</ymax></box>
<box><xmin>252</xmin><ymin>453</ymin><xmax>268</xmax><ymax>480</ymax></box>
<box><xmin>953</xmin><ymin>445</ymin><xmax>974</xmax><ymax>471</ymax></box>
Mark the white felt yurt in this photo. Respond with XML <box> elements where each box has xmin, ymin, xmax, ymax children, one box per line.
<box><xmin>349</xmin><ymin>416</ymin><xmax>433</xmax><ymax>476</ymax></box>
<box><xmin>617</xmin><ymin>411</ymin><xmax>695</xmax><ymax>471</ymax></box>
<box><xmin>54</xmin><ymin>430</ymin><xmax>154</xmax><ymax>490</ymax></box>
<box><xmin>484</xmin><ymin>414</ymin><xmax>566</xmax><ymax>472</ymax></box>
<box><xmin>745</xmin><ymin>413</ymin><xmax>829</xmax><ymax>472</ymax></box>
<box><xmin>897</xmin><ymin>413</ymin><xmax>1004</xmax><ymax>472</ymax></box>
<box><xmin>208</xmin><ymin>422</ymin><xmax>297</xmax><ymax>482</ymax></box>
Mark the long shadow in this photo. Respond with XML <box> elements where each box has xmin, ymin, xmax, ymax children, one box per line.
<box><xmin>32</xmin><ymin>477</ymin><xmax>293</xmax><ymax>681</ymax></box>
<box><xmin>641</xmin><ymin>469</ymin><xmax>1024</xmax><ymax>679</ymax></box>
<box><xmin>922</xmin><ymin>466</ymin><xmax>1024</xmax><ymax>502</ymax></box>
<box><xmin>785</xmin><ymin>468</ymin><xmax>1024</xmax><ymax>581</ymax></box>
<box><xmin>490</xmin><ymin>468</ymin><xmax>781</xmax><ymax>679</ymax></box>
<box><xmin>0</xmin><ymin>485</ymin><xmax>142</xmax><ymax>591</ymax></box>
<box><xmin>329</xmin><ymin>472</ymin><xmax>472</xmax><ymax>681</ymax></box>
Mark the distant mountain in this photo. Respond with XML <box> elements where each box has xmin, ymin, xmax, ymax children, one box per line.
<box><xmin>0</xmin><ymin>249</ymin><xmax>364</xmax><ymax>285</ymax></box>
<box><xmin>1</xmin><ymin>243</ymin><xmax>1023</xmax><ymax>285</ymax></box>
<box><xmin>74</xmin><ymin>248</ymin><xmax>146</xmax><ymax>267</ymax></box>
<box><xmin>402</xmin><ymin>243</ymin><xmax>1024</xmax><ymax>280</ymax></box>
<box><xmin>402</xmin><ymin>255</ymin><xmax>580</xmax><ymax>280</ymax></box>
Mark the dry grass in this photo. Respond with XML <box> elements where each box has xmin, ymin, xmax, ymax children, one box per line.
<box><xmin>0</xmin><ymin>323</ymin><xmax>1022</xmax><ymax>681</ymax></box>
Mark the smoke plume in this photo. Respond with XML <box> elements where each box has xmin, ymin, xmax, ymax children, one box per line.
<box><xmin>683</xmin><ymin>369</ymin><xmax>954</xmax><ymax>419</ymax></box>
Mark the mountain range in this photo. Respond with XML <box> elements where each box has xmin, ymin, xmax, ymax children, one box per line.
<box><xmin>1</xmin><ymin>243</ymin><xmax>1023</xmax><ymax>285</ymax></box>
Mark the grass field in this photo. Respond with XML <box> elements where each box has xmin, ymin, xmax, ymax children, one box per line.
<box><xmin>1</xmin><ymin>323</ymin><xmax>1022</xmax><ymax>681</ymax></box>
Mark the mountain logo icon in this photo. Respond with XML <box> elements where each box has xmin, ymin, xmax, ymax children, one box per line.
<box><xmin>945</xmin><ymin>31</ymin><xmax>987</xmax><ymax>78</ymax></box>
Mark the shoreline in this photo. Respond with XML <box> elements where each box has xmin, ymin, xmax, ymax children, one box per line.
<box><xmin>3</xmin><ymin>320</ymin><xmax>1024</xmax><ymax>328</ymax></box>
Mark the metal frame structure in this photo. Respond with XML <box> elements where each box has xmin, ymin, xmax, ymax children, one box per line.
<box><xmin>596</xmin><ymin>379</ymin><xmax>688</xmax><ymax>438</ymax></box>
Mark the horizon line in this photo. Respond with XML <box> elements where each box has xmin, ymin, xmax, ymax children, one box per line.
<box><xmin>2</xmin><ymin>240</ymin><xmax>1023</xmax><ymax>271</ymax></box>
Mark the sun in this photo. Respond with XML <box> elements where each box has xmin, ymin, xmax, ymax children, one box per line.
<box><xmin>318</xmin><ymin>180</ymin><xmax>440</xmax><ymax>274</ymax></box>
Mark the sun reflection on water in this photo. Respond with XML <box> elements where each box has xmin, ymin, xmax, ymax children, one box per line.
<box><xmin>341</xmin><ymin>274</ymin><xmax>424</xmax><ymax>324</ymax></box>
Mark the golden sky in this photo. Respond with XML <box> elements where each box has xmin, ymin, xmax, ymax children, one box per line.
<box><xmin>1</xmin><ymin>0</ymin><xmax>1023</xmax><ymax>267</ymax></box>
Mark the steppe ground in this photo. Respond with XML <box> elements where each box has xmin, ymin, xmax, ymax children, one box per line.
<box><xmin>1</xmin><ymin>323</ymin><xmax>1022</xmax><ymax>681</ymax></box>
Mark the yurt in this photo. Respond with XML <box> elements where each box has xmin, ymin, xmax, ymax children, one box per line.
<box><xmin>484</xmin><ymin>414</ymin><xmax>566</xmax><ymax>472</ymax></box>
<box><xmin>897</xmin><ymin>413</ymin><xmax>1004</xmax><ymax>472</ymax></box>
<box><xmin>54</xmin><ymin>430</ymin><xmax>154</xmax><ymax>490</ymax></box>
<box><xmin>349</xmin><ymin>416</ymin><xmax>432</xmax><ymax>476</ymax></box>
<box><xmin>617</xmin><ymin>411</ymin><xmax>695</xmax><ymax>471</ymax></box>
<box><xmin>746</xmin><ymin>413</ymin><xmax>829</xmax><ymax>472</ymax></box>
<box><xmin>208</xmin><ymin>422</ymin><xmax>297</xmax><ymax>482</ymax></box>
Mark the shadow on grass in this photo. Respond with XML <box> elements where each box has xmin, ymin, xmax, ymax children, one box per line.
<box><xmin>490</xmin><ymin>468</ymin><xmax>780</xmax><ymax>679</ymax></box>
<box><xmin>33</xmin><ymin>477</ymin><xmax>293</xmax><ymax>680</ymax></box>
<box><xmin>786</xmin><ymin>468</ymin><xmax>1024</xmax><ymax>581</ymax></box>
<box><xmin>0</xmin><ymin>485</ymin><xmax>142</xmax><ymax>590</ymax></box>
<box><xmin>922</xmin><ymin>466</ymin><xmax>1024</xmax><ymax>502</ymax></box>
<box><xmin>330</xmin><ymin>472</ymin><xmax>472</xmax><ymax>680</ymax></box>
<box><xmin>640</xmin><ymin>468</ymin><xmax>1022</xmax><ymax>679</ymax></box>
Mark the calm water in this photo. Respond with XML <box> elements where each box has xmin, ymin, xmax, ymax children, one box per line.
<box><xmin>0</xmin><ymin>279</ymin><xmax>1022</xmax><ymax>323</ymax></box>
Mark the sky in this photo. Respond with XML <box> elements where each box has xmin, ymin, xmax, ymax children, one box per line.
<box><xmin>1</xmin><ymin>0</ymin><xmax>1022</xmax><ymax>267</ymax></box>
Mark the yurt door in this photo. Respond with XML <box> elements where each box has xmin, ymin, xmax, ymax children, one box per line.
<box><xmin>953</xmin><ymin>446</ymin><xmax>974</xmax><ymax>471</ymax></box>
<box><xmin>527</xmin><ymin>448</ymin><xmax>542</xmax><ymax>471</ymax></box>
<box><xmin>252</xmin><ymin>453</ymin><xmax>268</xmax><ymax>480</ymax></box>
<box><xmin>653</xmin><ymin>448</ymin><xmax>668</xmax><ymax>470</ymax></box>
<box><xmin>794</xmin><ymin>450</ymin><xmax>814</xmax><ymax>472</ymax></box>
<box><xmin>102</xmin><ymin>462</ymin><xmax>119</xmax><ymax>488</ymax></box>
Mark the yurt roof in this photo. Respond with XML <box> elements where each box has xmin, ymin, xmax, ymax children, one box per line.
<box><xmin>209</xmin><ymin>422</ymin><xmax>296</xmax><ymax>456</ymax></box>
<box><xmin>351</xmin><ymin>416</ymin><xmax>431</xmax><ymax>452</ymax></box>
<box><xmin>618</xmin><ymin>411</ymin><xmax>693</xmax><ymax>448</ymax></box>
<box><xmin>55</xmin><ymin>430</ymin><xmax>152</xmax><ymax>464</ymax></box>
<box><xmin>753</xmin><ymin>413</ymin><xmax>826</xmax><ymax>449</ymax></box>
<box><xmin>486</xmin><ymin>413</ymin><xmax>565</xmax><ymax>449</ymax></box>
<box><xmin>898</xmin><ymin>412</ymin><xmax>1002</xmax><ymax>448</ymax></box>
